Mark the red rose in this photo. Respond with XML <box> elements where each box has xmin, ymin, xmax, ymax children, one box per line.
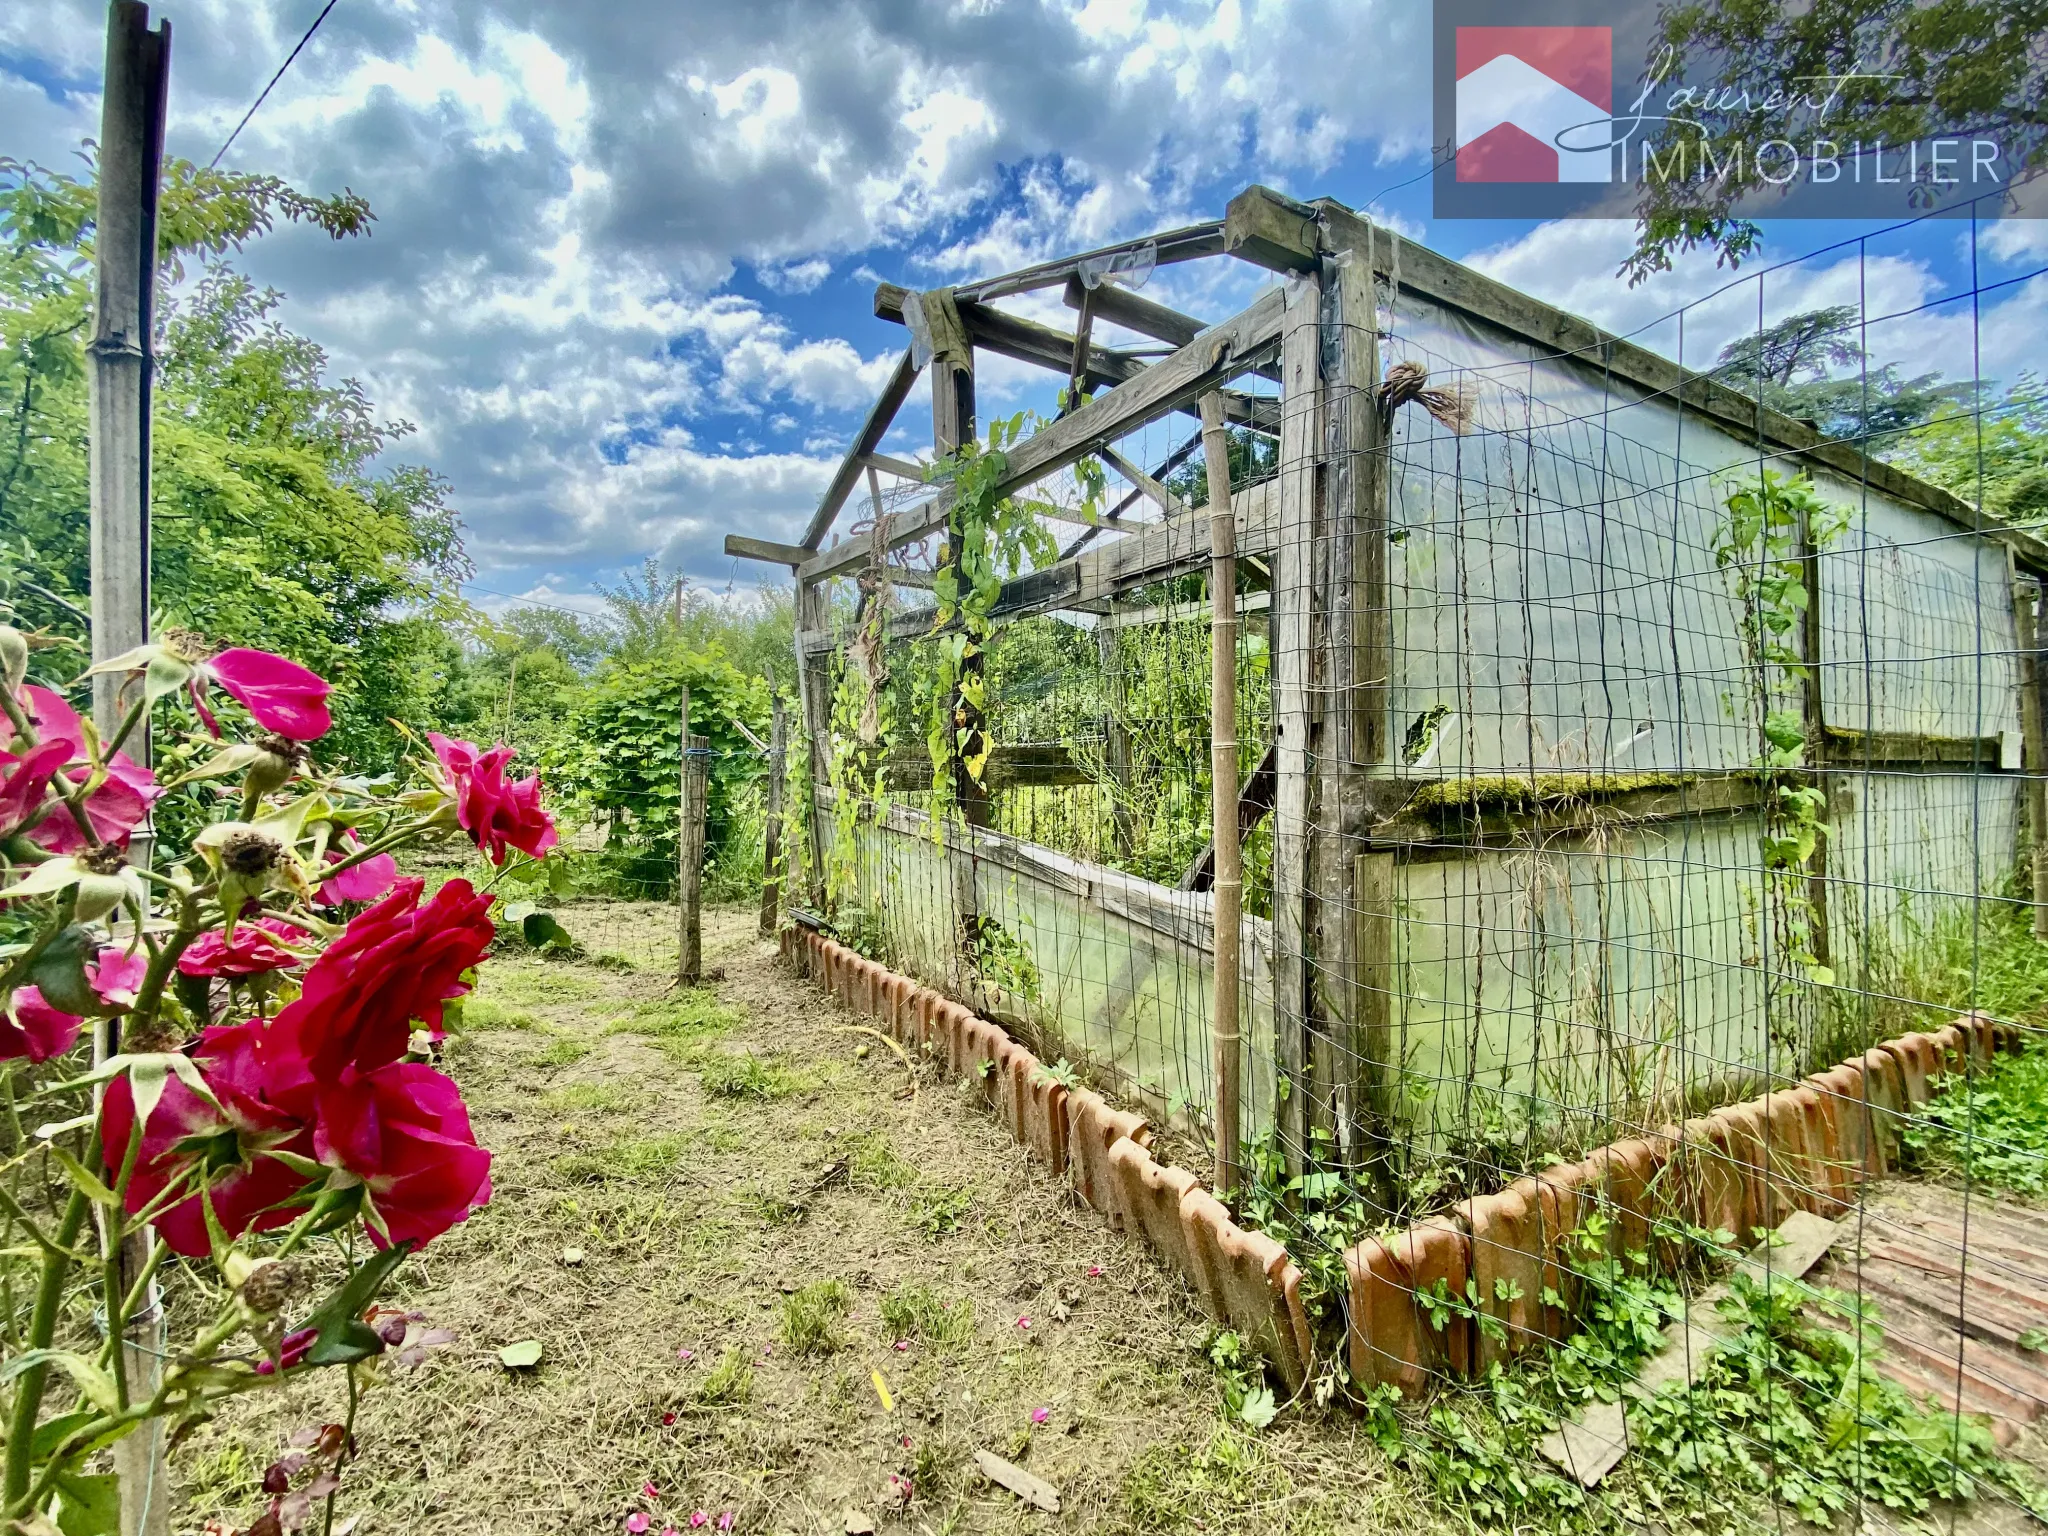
<box><xmin>266</xmin><ymin>877</ymin><xmax>494</xmax><ymax>1080</ymax></box>
<box><xmin>15</xmin><ymin>687</ymin><xmax>158</xmax><ymax>852</ymax></box>
<box><xmin>0</xmin><ymin>740</ymin><xmax>72</xmax><ymax>838</ymax></box>
<box><xmin>179</xmin><ymin>918</ymin><xmax>309</xmax><ymax>979</ymax></box>
<box><xmin>193</xmin><ymin>648</ymin><xmax>333</xmax><ymax>743</ymax></box>
<box><xmin>428</xmin><ymin>733</ymin><xmax>557</xmax><ymax>866</ymax></box>
<box><xmin>312</xmin><ymin>1062</ymin><xmax>492</xmax><ymax>1248</ymax></box>
<box><xmin>100</xmin><ymin>1020</ymin><xmax>318</xmax><ymax>1257</ymax></box>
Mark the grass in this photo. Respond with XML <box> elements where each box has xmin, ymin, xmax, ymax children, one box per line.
<box><xmin>700</xmin><ymin>1051</ymin><xmax>805</xmax><ymax>1101</ymax></box>
<box><xmin>553</xmin><ymin>1134</ymin><xmax>690</xmax><ymax>1186</ymax></box>
<box><xmin>1121</xmin><ymin>1427</ymin><xmax>1308</xmax><ymax>1534</ymax></box>
<box><xmin>878</xmin><ymin>1283</ymin><xmax>975</xmax><ymax>1349</ymax></box>
<box><xmin>545</xmin><ymin>1082</ymin><xmax>634</xmax><ymax>1114</ymax></box>
<box><xmin>777</xmin><ymin>1279</ymin><xmax>853</xmax><ymax>1357</ymax></box>
<box><xmin>697</xmin><ymin>1345</ymin><xmax>754</xmax><ymax>1406</ymax></box>
<box><xmin>459</xmin><ymin>996</ymin><xmax>543</xmax><ymax>1032</ymax></box>
<box><xmin>603</xmin><ymin>991</ymin><xmax>745</xmax><ymax>1061</ymax></box>
<box><xmin>841</xmin><ymin>1130</ymin><xmax>917</xmax><ymax>1192</ymax></box>
<box><xmin>532</xmin><ymin>1037</ymin><xmax>593</xmax><ymax>1067</ymax></box>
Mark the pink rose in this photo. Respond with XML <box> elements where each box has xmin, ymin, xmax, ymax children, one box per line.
<box><xmin>14</xmin><ymin>687</ymin><xmax>158</xmax><ymax>851</ymax></box>
<box><xmin>309</xmin><ymin>1062</ymin><xmax>492</xmax><ymax>1249</ymax></box>
<box><xmin>195</xmin><ymin>648</ymin><xmax>333</xmax><ymax>742</ymax></box>
<box><xmin>316</xmin><ymin>830</ymin><xmax>398</xmax><ymax>904</ymax></box>
<box><xmin>178</xmin><ymin>918</ymin><xmax>307</xmax><ymax>979</ymax></box>
<box><xmin>428</xmin><ymin>733</ymin><xmax>557</xmax><ymax>866</ymax></box>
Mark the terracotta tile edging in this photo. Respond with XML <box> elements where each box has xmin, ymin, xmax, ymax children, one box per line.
<box><xmin>1339</xmin><ymin>1012</ymin><xmax>2024</xmax><ymax>1398</ymax></box>
<box><xmin>784</xmin><ymin>934</ymin><xmax>1314</xmax><ymax>1393</ymax></box>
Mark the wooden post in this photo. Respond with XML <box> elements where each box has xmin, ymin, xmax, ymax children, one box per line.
<box><xmin>1796</xmin><ymin>502</ymin><xmax>1832</xmax><ymax>971</ymax></box>
<box><xmin>1201</xmin><ymin>392</ymin><xmax>1242</xmax><ymax>1195</ymax></box>
<box><xmin>925</xmin><ymin>288</ymin><xmax>987</xmax><ymax>971</ymax></box>
<box><xmin>1310</xmin><ymin>243</ymin><xmax>1395</xmax><ymax>1171</ymax></box>
<box><xmin>2013</xmin><ymin>570</ymin><xmax>2048</xmax><ymax>936</ymax></box>
<box><xmin>677</xmin><ymin>683</ymin><xmax>706</xmax><ymax>984</ymax></box>
<box><xmin>760</xmin><ymin>695</ymin><xmax>787</xmax><ymax>937</ymax></box>
<box><xmin>1269</xmin><ymin>267</ymin><xmax>1322</xmax><ymax>1179</ymax></box>
<box><xmin>91</xmin><ymin>9</ymin><xmax>171</xmax><ymax>1533</ymax></box>
<box><xmin>795</xmin><ymin>576</ymin><xmax>833</xmax><ymax>909</ymax></box>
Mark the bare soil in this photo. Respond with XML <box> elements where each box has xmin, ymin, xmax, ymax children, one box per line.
<box><xmin>171</xmin><ymin>903</ymin><xmax>1425</xmax><ymax>1536</ymax></box>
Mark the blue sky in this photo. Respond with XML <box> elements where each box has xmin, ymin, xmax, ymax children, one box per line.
<box><xmin>6</xmin><ymin>0</ymin><xmax>2044</xmax><ymax>619</ymax></box>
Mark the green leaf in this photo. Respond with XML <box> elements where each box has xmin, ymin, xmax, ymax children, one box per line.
<box><xmin>521</xmin><ymin>912</ymin><xmax>574</xmax><ymax>950</ymax></box>
<box><xmin>54</xmin><ymin>1470</ymin><xmax>120</xmax><ymax>1536</ymax></box>
<box><xmin>28</xmin><ymin>926</ymin><xmax>98</xmax><ymax>1016</ymax></box>
<box><xmin>497</xmin><ymin>1338</ymin><xmax>543</xmax><ymax>1369</ymax></box>
<box><xmin>301</xmin><ymin>1242</ymin><xmax>413</xmax><ymax>1367</ymax></box>
<box><xmin>1237</xmin><ymin>1383</ymin><xmax>1278</xmax><ymax>1430</ymax></box>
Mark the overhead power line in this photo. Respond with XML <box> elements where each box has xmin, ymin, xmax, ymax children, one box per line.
<box><xmin>208</xmin><ymin>0</ymin><xmax>342</xmax><ymax>169</ymax></box>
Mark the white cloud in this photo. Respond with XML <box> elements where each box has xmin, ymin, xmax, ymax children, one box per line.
<box><xmin>759</xmin><ymin>257</ymin><xmax>832</xmax><ymax>293</ymax></box>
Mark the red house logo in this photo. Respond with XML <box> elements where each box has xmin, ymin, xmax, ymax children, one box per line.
<box><xmin>1455</xmin><ymin>26</ymin><xmax>1613</xmax><ymax>183</ymax></box>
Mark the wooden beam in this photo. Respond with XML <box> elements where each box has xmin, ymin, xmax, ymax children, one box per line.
<box><xmin>1063</xmin><ymin>276</ymin><xmax>1285</xmax><ymax>384</ymax></box>
<box><xmin>800</xmin><ymin>287</ymin><xmax>1287</xmax><ymax>586</ymax></box>
<box><xmin>865</xmin><ymin>452</ymin><xmax>928</xmax><ymax>482</ymax></box>
<box><xmin>951</xmin><ymin>220</ymin><xmax>1227</xmax><ymax>304</ymax></box>
<box><xmin>800</xmin><ymin>348</ymin><xmax>921</xmax><ymax>550</ymax></box>
<box><xmin>725</xmin><ymin>534</ymin><xmax>810</xmax><ymax>567</ymax></box>
<box><xmin>1102</xmin><ymin>589</ymin><xmax>1271</xmax><ymax>632</ymax></box>
<box><xmin>879</xmin><ymin>743</ymin><xmax>1090</xmax><ymax>792</ymax></box>
<box><xmin>1223</xmin><ymin>184</ymin><xmax>1321</xmax><ymax>274</ymax></box>
<box><xmin>1180</xmin><ymin>739</ymin><xmax>1279</xmax><ymax>891</ymax></box>
<box><xmin>875</xmin><ymin>281</ymin><xmax>1278</xmax><ymax>432</ymax></box>
<box><xmin>1098</xmin><ymin>443</ymin><xmax>1187</xmax><ymax>517</ymax></box>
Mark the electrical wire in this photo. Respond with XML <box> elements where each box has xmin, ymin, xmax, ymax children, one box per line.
<box><xmin>208</xmin><ymin>0</ymin><xmax>344</xmax><ymax>169</ymax></box>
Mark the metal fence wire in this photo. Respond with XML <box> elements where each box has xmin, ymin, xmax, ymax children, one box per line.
<box><xmin>781</xmin><ymin>196</ymin><xmax>2048</xmax><ymax>1530</ymax></box>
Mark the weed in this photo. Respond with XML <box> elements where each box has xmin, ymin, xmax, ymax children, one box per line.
<box><xmin>553</xmin><ymin>1134</ymin><xmax>689</xmax><ymax>1186</ymax></box>
<box><xmin>545</xmin><ymin>1082</ymin><xmax>634</xmax><ymax>1114</ymax></box>
<box><xmin>778</xmin><ymin>1279</ymin><xmax>853</xmax><ymax>1357</ymax></box>
<box><xmin>1121</xmin><ymin>1426</ymin><xmax>1301</xmax><ymax>1533</ymax></box>
<box><xmin>878</xmin><ymin>1283</ymin><xmax>975</xmax><ymax>1349</ymax></box>
<box><xmin>605</xmin><ymin>991</ymin><xmax>744</xmax><ymax>1056</ymax></box>
<box><xmin>1205</xmin><ymin>1330</ymin><xmax>1277</xmax><ymax>1429</ymax></box>
<box><xmin>1903</xmin><ymin>998</ymin><xmax>2048</xmax><ymax>1196</ymax></box>
<box><xmin>907</xmin><ymin>1181</ymin><xmax>973</xmax><ymax>1239</ymax></box>
<box><xmin>697</xmin><ymin>1346</ymin><xmax>754</xmax><ymax>1406</ymax></box>
<box><xmin>591</xmin><ymin>951</ymin><xmax>636</xmax><ymax>972</ymax></box>
<box><xmin>532</xmin><ymin>1036</ymin><xmax>593</xmax><ymax>1067</ymax></box>
<box><xmin>739</xmin><ymin>1186</ymin><xmax>808</xmax><ymax>1227</ymax></box>
<box><xmin>700</xmin><ymin>1052</ymin><xmax>803</xmax><ymax>1100</ymax></box>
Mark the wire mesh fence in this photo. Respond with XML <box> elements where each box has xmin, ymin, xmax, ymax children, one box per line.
<box><xmin>786</xmin><ymin>198</ymin><xmax>2048</xmax><ymax>1528</ymax></box>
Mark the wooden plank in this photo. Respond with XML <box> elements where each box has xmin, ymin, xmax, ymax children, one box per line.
<box><xmin>865</xmin><ymin>451</ymin><xmax>928</xmax><ymax>482</ymax></box>
<box><xmin>800</xmin><ymin>348</ymin><xmax>920</xmax><ymax>550</ymax></box>
<box><xmin>1309</xmin><ymin>198</ymin><xmax>2048</xmax><ymax>574</ymax></box>
<box><xmin>878</xmin><ymin>743</ymin><xmax>1091</xmax><ymax>792</ymax></box>
<box><xmin>1368</xmin><ymin>773</ymin><xmax>1773</xmax><ymax>855</ymax></box>
<box><xmin>1104</xmin><ymin>588</ymin><xmax>1271</xmax><ymax>632</ymax></box>
<box><xmin>951</xmin><ymin>220</ymin><xmax>1225</xmax><ymax>304</ymax></box>
<box><xmin>973</xmin><ymin>1449</ymin><xmax>1061</xmax><ymax>1513</ymax></box>
<box><xmin>800</xmin><ymin>289</ymin><xmax>1287</xmax><ymax>585</ymax></box>
<box><xmin>1269</xmin><ymin>266</ymin><xmax>1321</xmax><ymax>1176</ymax></box>
<box><xmin>1098</xmin><ymin>443</ymin><xmax>1188</xmax><ymax>517</ymax></box>
<box><xmin>725</xmin><ymin>534</ymin><xmax>809</xmax><ymax>567</ymax></box>
<box><xmin>1223</xmin><ymin>184</ymin><xmax>1321</xmax><ymax>274</ymax></box>
<box><xmin>1539</xmin><ymin>1212</ymin><xmax>1842</xmax><ymax>1487</ymax></box>
<box><xmin>1818</xmin><ymin>725</ymin><xmax>2015</xmax><ymax>767</ymax></box>
<box><xmin>1181</xmin><ymin>739</ymin><xmax>1280</xmax><ymax>891</ymax></box>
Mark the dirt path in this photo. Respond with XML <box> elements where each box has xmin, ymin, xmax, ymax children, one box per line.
<box><xmin>174</xmin><ymin>904</ymin><xmax>1418</xmax><ymax>1536</ymax></box>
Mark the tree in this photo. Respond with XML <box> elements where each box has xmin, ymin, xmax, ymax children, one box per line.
<box><xmin>1713</xmin><ymin>305</ymin><xmax>1974</xmax><ymax>442</ymax></box>
<box><xmin>1891</xmin><ymin>375</ymin><xmax>2048</xmax><ymax>528</ymax></box>
<box><xmin>1627</xmin><ymin>0</ymin><xmax>2047</xmax><ymax>284</ymax></box>
<box><xmin>0</xmin><ymin>152</ymin><xmax>467</xmax><ymax>766</ymax></box>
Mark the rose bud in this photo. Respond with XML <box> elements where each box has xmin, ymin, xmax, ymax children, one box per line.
<box><xmin>0</xmin><ymin>626</ymin><xmax>26</xmax><ymax>691</ymax></box>
<box><xmin>244</xmin><ymin>734</ymin><xmax>307</xmax><ymax>800</ymax></box>
<box><xmin>238</xmin><ymin>1258</ymin><xmax>298</xmax><ymax>1316</ymax></box>
<box><xmin>220</xmin><ymin>827</ymin><xmax>284</xmax><ymax>878</ymax></box>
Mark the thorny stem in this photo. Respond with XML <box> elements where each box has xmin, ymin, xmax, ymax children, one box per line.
<box><xmin>2</xmin><ymin>1184</ymin><xmax>89</xmax><ymax>1509</ymax></box>
<box><xmin>0</xmin><ymin>888</ymin><xmax>78</xmax><ymax>998</ymax></box>
<box><xmin>323</xmin><ymin>1365</ymin><xmax>360</xmax><ymax>1536</ymax></box>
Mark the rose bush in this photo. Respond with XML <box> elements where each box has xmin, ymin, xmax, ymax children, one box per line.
<box><xmin>0</xmin><ymin>624</ymin><xmax>556</xmax><ymax>1535</ymax></box>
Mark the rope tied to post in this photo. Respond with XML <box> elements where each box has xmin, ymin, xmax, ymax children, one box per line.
<box><xmin>1378</xmin><ymin>359</ymin><xmax>1474</xmax><ymax>435</ymax></box>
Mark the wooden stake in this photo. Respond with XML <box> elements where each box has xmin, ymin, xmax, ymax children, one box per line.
<box><xmin>91</xmin><ymin>8</ymin><xmax>171</xmax><ymax>1531</ymax></box>
<box><xmin>1201</xmin><ymin>392</ymin><xmax>1242</xmax><ymax>1195</ymax></box>
<box><xmin>677</xmin><ymin>683</ymin><xmax>706</xmax><ymax>983</ymax></box>
<box><xmin>2012</xmin><ymin>567</ymin><xmax>2048</xmax><ymax>936</ymax></box>
<box><xmin>761</xmin><ymin>696</ymin><xmax>787</xmax><ymax>938</ymax></box>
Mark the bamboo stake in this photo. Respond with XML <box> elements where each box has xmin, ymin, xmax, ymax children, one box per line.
<box><xmin>1200</xmin><ymin>391</ymin><xmax>1241</xmax><ymax>1195</ymax></box>
<box><xmin>760</xmin><ymin>695</ymin><xmax>787</xmax><ymax>937</ymax></box>
<box><xmin>677</xmin><ymin>683</ymin><xmax>705</xmax><ymax>983</ymax></box>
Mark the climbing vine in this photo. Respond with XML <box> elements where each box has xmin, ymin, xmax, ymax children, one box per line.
<box><xmin>1713</xmin><ymin>470</ymin><xmax>1848</xmax><ymax>1043</ymax></box>
<box><xmin>919</xmin><ymin>411</ymin><xmax>1093</xmax><ymax>816</ymax></box>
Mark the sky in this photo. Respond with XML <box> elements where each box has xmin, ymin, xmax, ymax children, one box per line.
<box><xmin>6</xmin><ymin>0</ymin><xmax>2046</xmax><ymax>620</ymax></box>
